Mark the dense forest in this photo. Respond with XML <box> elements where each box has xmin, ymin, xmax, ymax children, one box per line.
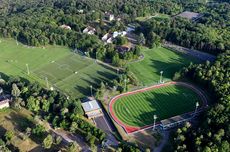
<box><xmin>173</xmin><ymin>51</ymin><xmax>230</xmax><ymax>151</ymax></box>
<box><xmin>0</xmin><ymin>0</ymin><xmax>229</xmax><ymax>66</ymax></box>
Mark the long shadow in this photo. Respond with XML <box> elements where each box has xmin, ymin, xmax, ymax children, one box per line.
<box><xmin>74</xmin><ymin>70</ymin><xmax>117</xmax><ymax>96</ymax></box>
<box><xmin>4</xmin><ymin>111</ymin><xmax>47</xmax><ymax>145</ymax></box>
<box><xmin>121</xmin><ymin>86</ymin><xmax>198</xmax><ymax>127</ymax></box>
<box><xmin>149</xmin><ymin>56</ymin><xmax>196</xmax><ymax>80</ymax></box>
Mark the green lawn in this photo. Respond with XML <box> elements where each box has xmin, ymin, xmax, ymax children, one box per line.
<box><xmin>113</xmin><ymin>84</ymin><xmax>201</xmax><ymax>127</ymax></box>
<box><xmin>129</xmin><ymin>47</ymin><xmax>200</xmax><ymax>85</ymax></box>
<box><xmin>0</xmin><ymin>38</ymin><xmax>117</xmax><ymax>98</ymax></box>
<box><xmin>136</xmin><ymin>13</ymin><xmax>170</xmax><ymax>21</ymax></box>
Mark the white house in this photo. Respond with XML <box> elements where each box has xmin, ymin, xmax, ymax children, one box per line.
<box><xmin>102</xmin><ymin>33</ymin><xmax>113</xmax><ymax>43</ymax></box>
<box><xmin>113</xmin><ymin>31</ymin><xmax>127</xmax><ymax>38</ymax></box>
<box><xmin>60</xmin><ymin>24</ymin><xmax>71</xmax><ymax>30</ymax></box>
<box><xmin>0</xmin><ymin>94</ymin><xmax>10</xmax><ymax>109</ymax></box>
<box><xmin>105</xmin><ymin>12</ymin><xmax>115</xmax><ymax>21</ymax></box>
<box><xmin>126</xmin><ymin>24</ymin><xmax>136</xmax><ymax>33</ymax></box>
<box><xmin>83</xmin><ymin>26</ymin><xmax>96</xmax><ymax>35</ymax></box>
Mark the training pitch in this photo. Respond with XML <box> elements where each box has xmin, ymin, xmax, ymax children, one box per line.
<box><xmin>129</xmin><ymin>47</ymin><xmax>200</xmax><ymax>85</ymax></box>
<box><xmin>0</xmin><ymin>38</ymin><xmax>117</xmax><ymax>98</ymax></box>
<box><xmin>109</xmin><ymin>82</ymin><xmax>207</xmax><ymax>133</ymax></box>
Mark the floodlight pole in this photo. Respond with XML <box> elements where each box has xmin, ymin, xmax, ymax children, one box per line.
<box><xmin>45</xmin><ymin>77</ymin><xmax>49</xmax><ymax>89</ymax></box>
<box><xmin>117</xmin><ymin>68</ymin><xmax>119</xmax><ymax>75</ymax></box>
<box><xmin>15</xmin><ymin>36</ymin><xmax>18</xmax><ymax>46</ymax></box>
<box><xmin>26</xmin><ymin>64</ymin><xmax>30</xmax><ymax>75</ymax></box>
<box><xmin>160</xmin><ymin>71</ymin><xmax>163</xmax><ymax>83</ymax></box>
<box><xmin>193</xmin><ymin>102</ymin><xmax>199</xmax><ymax>118</ymax></box>
<box><xmin>153</xmin><ymin>114</ymin><xmax>157</xmax><ymax>131</ymax></box>
<box><xmin>124</xmin><ymin>79</ymin><xmax>127</xmax><ymax>92</ymax></box>
<box><xmin>90</xmin><ymin>85</ymin><xmax>93</xmax><ymax>97</ymax></box>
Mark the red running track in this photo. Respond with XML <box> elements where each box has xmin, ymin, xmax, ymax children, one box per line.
<box><xmin>109</xmin><ymin>81</ymin><xmax>207</xmax><ymax>134</ymax></box>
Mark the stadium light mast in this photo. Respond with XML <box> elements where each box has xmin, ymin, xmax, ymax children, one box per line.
<box><xmin>26</xmin><ymin>64</ymin><xmax>30</xmax><ymax>75</ymax></box>
<box><xmin>160</xmin><ymin>71</ymin><xmax>163</xmax><ymax>83</ymax></box>
<box><xmin>45</xmin><ymin>77</ymin><xmax>49</xmax><ymax>89</ymax></box>
<box><xmin>90</xmin><ymin>85</ymin><xmax>93</xmax><ymax>97</ymax></box>
<box><xmin>124</xmin><ymin>78</ymin><xmax>127</xmax><ymax>92</ymax></box>
<box><xmin>194</xmin><ymin>102</ymin><xmax>199</xmax><ymax>118</ymax></box>
<box><xmin>15</xmin><ymin>37</ymin><xmax>19</xmax><ymax>46</ymax></box>
<box><xmin>117</xmin><ymin>68</ymin><xmax>119</xmax><ymax>75</ymax></box>
<box><xmin>153</xmin><ymin>114</ymin><xmax>158</xmax><ymax>131</ymax></box>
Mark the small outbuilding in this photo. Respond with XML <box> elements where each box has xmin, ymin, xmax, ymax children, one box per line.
<box><xmin>81</xmin><ymin>99</ymin><xmax>103</xmax><ymax>119</ymax></box>
<box><xmin>0</xmin><ymin>94</ymin><xmax>10</xmax><ymax>109</ymax></box>
<box><xmin>60</xmin><ymin>24</ymin><xmax>72</xmax><ymax>30</ymax></box>
<box><xmin>83</xmin><ymin>26</ymin><xmax>96</xmax><ymax>35</ymax></box>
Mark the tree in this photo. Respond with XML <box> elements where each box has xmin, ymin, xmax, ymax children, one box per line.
<box><xmin>4</xmin><ymin>131</ymin><xmax>14</xmax><ymax>143</ymax></box>
<box><xmin>114</xmin><ymin>36</ymin><xmax>128</xmax><ymax>45</ymax></box>
<box><xmin>67</xmin><ymin>142</ymin><xmax>79</xmax><ymax>152</ymax></box>
<box><xmin>133</xmin><ymin>46</ymin><xmax>141</xmax><ymax>56</ymax></box>
<box><xmin>70</xmin><ymin>122</ymin><xmax>78</xmax><ymax>133</ymax></box>
<box><xmin>26</xmin><ymin>96</ymin><xmax>40</xmax><ymax>112</ymax></box>
<box><xmin>32</xmin><ymin>125</ymin><xmax>45</xmax><ymax>138</ymax></box>
<box><xmin>54</xmin><ymin>136</ymin><xmax>62</xmax><ymax>145</ymax></box>
<box><xmin>43</xmin><ymin>134</ymin><xmax>53</xmax><ymax>149</ymax></box>
<box><xmin>11</xmin><ymin>83</ymin><xmax>22</xmax><ymax>109</ymax></box>
<box><xmin>112</xmin><ymin>53</ymin><xmax>121</xmax><ymax>66</ymax></box>
<box><xmin>11</xmin><ymin>83</ymin><xmax>20</xmax><ymax>98</ymax></box>
<box><xmin>138</xmin><ymin>33</ymin><xmax>146</xmax><ymax>45</ymax></box>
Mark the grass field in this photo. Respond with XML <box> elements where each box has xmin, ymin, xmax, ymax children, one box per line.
<box><xmin>129</xmin><ymin>47</ymin><xmax>200</xmax><ymax>85</ymax></box>
<box><xmin>136</xmin><ymin>13</ymin><xmax>170</xmax><ymax>21</ymax></box>
<box><xmin>112</xmin><ymin>83</ymin><xmax>201</xmax><ymax>127</ymax></box>
<box><xmin>0</xmin><ymin>38</ymin><xmax>117</xmax><ymax>97</ymax></box>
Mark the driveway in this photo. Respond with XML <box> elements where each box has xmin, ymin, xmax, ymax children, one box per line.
<box><xmin>94</xmin><ymin>115</ymin><xmax>119</xmax><ymax>147</ymax></box>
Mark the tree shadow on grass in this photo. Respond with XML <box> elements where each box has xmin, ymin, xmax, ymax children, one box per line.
<box><xmin>4</xmin><ymin>111</ymin><xmax>47</xmax><ymax>145</ymax></box>
<box><xmin>122</xmin><ymin>87</ymin><xmax>197</xmax><ymax>127</ymax></box>
<box><xmin>74</xmin><ymin>71</ymin><xmax>117</xmax><ymax>97</ymax></box>
<box><xmin>149</xmin><ymin>56</ymin><xmax>193</xmax><ymax>80</ymax></box>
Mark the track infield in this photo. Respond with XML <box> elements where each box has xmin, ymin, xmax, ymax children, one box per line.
<box><xmin>109</xmin><ymin>82</ymin><xmax>207</xmax><ymax>133</ymax></box>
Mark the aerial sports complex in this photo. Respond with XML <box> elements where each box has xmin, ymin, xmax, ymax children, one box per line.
<box><xmin>109</xmin><ymin>81</ymin><xmax>208</xmax><ymax>133</ymax></box>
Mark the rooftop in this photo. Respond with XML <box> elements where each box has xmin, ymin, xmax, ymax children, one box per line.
<box><xmin>160</xmin><ymin>113</ymin><xmax>192</xmax><ymax>126</ymax></box>
<box><xmin>81</xmin><ymin>100</ymin><xmax>101</xmax><ymax>113</ymax></box>
<box><xmin>176</xmin><ymin>11</ymin><xmax>202</xmax><ymax>21</ymax></box>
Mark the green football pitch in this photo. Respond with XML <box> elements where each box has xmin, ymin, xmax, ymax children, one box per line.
<box><xmin>0</xmin><ymin>38</ymin><xmax>117</xmax><ymax>97</ymax></box>
<box><xmin>112</xmin><ymin>83</ymin><xmax>201</xmax><ymax>127</ymax></box>
<box><xmin>129</xmin><ymin>47</ymin><xmax>200</xmax><ymax>85</ymax></box>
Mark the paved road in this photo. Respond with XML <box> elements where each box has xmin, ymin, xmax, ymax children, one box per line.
<box><xmin>94</xmin><ymin>115</ymin><xmax>119</xmax><ymax>147</ymax></box>
<box><xmin>154</xmin><ymin>131</ymin><xmax>169</xmax><ymax>152</ymax></box>
<box><xmin>163</xmin><ymin>43</ymin><xmax>216</xmax><ymax>62</ymax></box>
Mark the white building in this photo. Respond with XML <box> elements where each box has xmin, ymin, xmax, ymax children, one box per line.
<box><xmin>83</xmin><ymin>26</ymin><xmax>96</xmax><ymax>35</ymax></box>
<box><xmin>105</xmin><ymin>12</ymin><xmax>115</xmax><ymax>21</ymax></box>
<box><xmin>81</xmin><ymin>100</ymin><xmax>103</xmax><ymax>119</ymax></box>
<box><xmin>102</xmin><ymin>33</ymin><xmax>113</xmax><ymax>44</ymax></box>
<box><xmin>126</xmin><ymin>24</ymin><xmax>136</xmax><ymax>33</ymax></box>
<box><xmin>0</xmin><ymin>94</ymin><xmax>10</xmax><ymax>109</ymax></box>
<box><xmin>113</xmin><ymin>31</ymin><xmax>127</xmax><ymax>38</ymax></box>
<box><xmin>60</xmin><ymin>24</ymin><xmax>71</xmax><ymax>30</ymax></box>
